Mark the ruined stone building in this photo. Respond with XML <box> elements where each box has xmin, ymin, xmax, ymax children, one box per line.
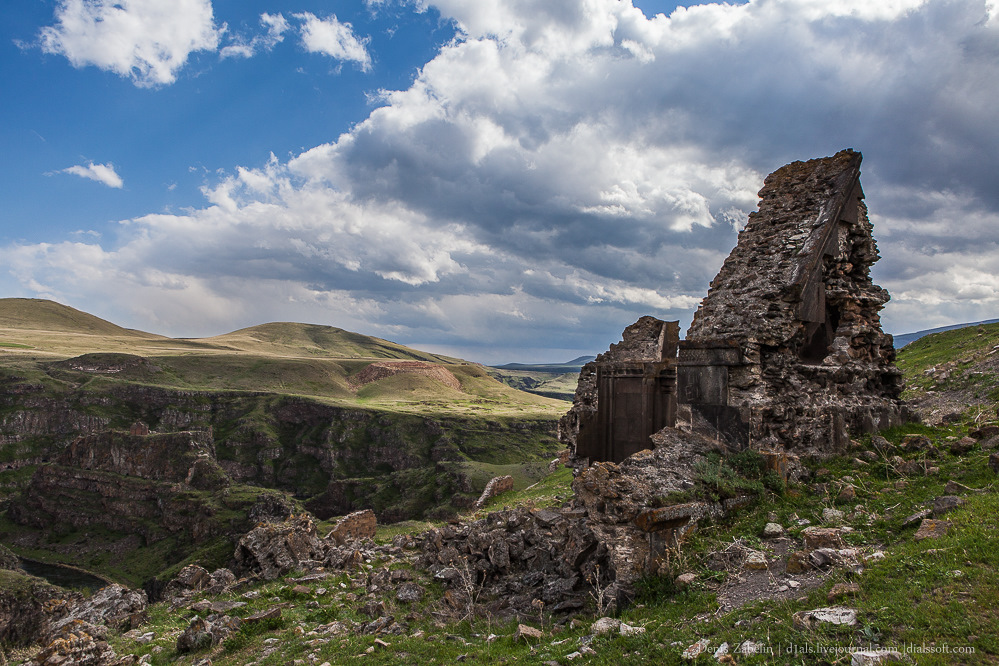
<box><xmin>561</xmin><ymin>149</ymin><xmax>909</xmax><ymax>462</ymax></box>
<box><xmin>558</xmin><ymin>317</ymin><xmax>679</xmax><ymax>463</ymax></box>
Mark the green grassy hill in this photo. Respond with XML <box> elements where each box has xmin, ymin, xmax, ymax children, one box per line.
<box><xmin>0</xmin><ymin>298</ymin><xmax>156</xmax><ymax>339</ymax></box>
<box><xmin>0</xmin><ymin>298</ymin><xmax>566</xmax><ymax>416</ymax></box>
<box><xmin>199</xmin><ymin>322</ymin><xmax>460</xmax><ymax>362</ymax></box>
<box><xmin>0</xmin><ymin>299</ymin><xmax>567</xmax><ymax>573</ymax></box>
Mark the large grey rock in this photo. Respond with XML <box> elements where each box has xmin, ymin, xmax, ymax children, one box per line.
<box><xmin>48</xmin><ymin>584</ymin><xmax>147</xmax><ymax>636</ymax></box>
<box><xmin>163</xmin><ymin>564</ymin><xmax>211</xmax><ymax>600</ymax></box>
<box><xmin>176</xmin><ymin>615</ymin><xmax>241</xmax><ymax>653</ymax></box>
<box><xmin>234</xmin><ymin>515</ymin><xmax>326</xmax><ymax>580</ymax></box>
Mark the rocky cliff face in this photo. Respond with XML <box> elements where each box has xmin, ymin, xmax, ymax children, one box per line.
<box><xmin>0</xmin><ymin>570</ymin><xmax>81</xmax><ymax>646</ymax></box>
<box><xmin>1</xmin><ymin>373</ymin><xmax>556</xmax><ymax>519</ymax></box>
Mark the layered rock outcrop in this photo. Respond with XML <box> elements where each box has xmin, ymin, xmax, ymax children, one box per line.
<box><xmin>1</xmin><ymin>375</ymin><xmax>554</xmax><ymax>520</ymax></box>
<box><xmin>9</xmin><ymin>429</ymin><xmax>232</xmax><ymax>544</ymax></box>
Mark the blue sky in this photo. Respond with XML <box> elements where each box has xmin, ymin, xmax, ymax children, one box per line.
<box><xmin>2</xmin><ymin>0</ymin><xmax>998</xmax><ymax>363</ymax></box>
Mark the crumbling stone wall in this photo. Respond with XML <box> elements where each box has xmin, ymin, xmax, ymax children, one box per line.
<box><xmin>677</xmin><ymin>149</ymin><xmax>908</xmax><ymax>454</ymax></box>
<box><xmin>558</xmin><ymin>316</ymin><xmax>679</xmax><ymax>463</ymax></box>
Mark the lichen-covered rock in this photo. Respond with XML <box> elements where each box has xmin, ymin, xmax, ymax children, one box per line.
<box><xmin>163</xmin><ymin>565</ymin><xmax>212</xmax><ymax>601</ymax></box>
<box><xmin>176</xmin><ymin>615</ymin><xmax>241</xmax><ymax>653</ymax></box>
<box><xmin>0</xmin><ymin>570</ymin><xmax>81</xmax><ymax>646</ymax></box>
<box><xmin>48</xmin><ymin>584</ymin><xmax>147</xmax><ymax>636</ymax></box>
<box><xmin>234</xmin><ymin>515</ymin><xmax>326</xmax><ymax>580</ymax></box>
<box><xmin>27</xmin><ymin>619</ymin><xmax>120</xmax><ymax>666</ymax></box>
<box><xmin>913</xmin><ymin>519</ymin><xmax>951</xmax><ymax>541</ymax></box>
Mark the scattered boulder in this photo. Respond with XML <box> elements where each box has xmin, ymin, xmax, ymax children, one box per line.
<box><xmin>793</xmin><ymin>606</ymin><xmax>858</xmax><ymax>630</ymax></box>
<box><xmin>743</xmin><ymin>550</ymin><xmax>768</xmax><ymax>571</ymax></box>
<box><xmin>234</xmin><ymin>515</ymin><xmax>326</xmax><ymax>580</ymax></box>
<box><xmin>828</xmin><ymin>582</ymin><xmax>860</xmax><ymax>603</ymax></box>
<box><xmin>914</xmin><ymin>519</ymin><xmax>951</xmax><ymax>541</ymax></box>
<box><xmin>969</xmin><ymin>425</ymin><xmax>999</xmax><ymax>440</ymax></box>
<box><xmin>809</xmin><ymin>548</ymin><xmax>861</xmax><ymax>572</ymax></box>
<box><xmin>514</xmin><ymin>624</ymin><xmax>543</xmax><ymax>642</ymax></box>
<box><xmin>801</xmin><ymin>526</ymin><xmax>846</xmax><ymax>550</ymax></box>
<box><xmin>762</xmin><ymin>523</ymin><xmax>784</xmax><ymax>538</ymax></box>
<box><xmin>591</xmin><ymin>617</ymin><xmax>621</xmax><ymax>635</ymax></box>
<box><xmin>822</xmin><ymin>508</ymin><xmax>845</xmax><ymax>524</ymax></box>
<box><xmin>204</xmin><ymin>568</ymin><xmax>236</xmax><ymax>596</ymax></box>
<box><xmin>902</xmin><ymin>509</ymin><xmax>932</xmax><ymax>527</ymax></box>
<box><xmin>176</xmin><ymin>615</ymin><xmax>241</xmax><ymax>653</ymax></box>
<box><xmin>243</xmin><ymin>606</ymin><xmax>282</xmax><ymax>624</ymax></box>
<box><xmin>837</xmin><ymin>485</ymin><xmax>857</xmax><ymax>503</ymax></box>
<box><xmin>786</xmin><ymin>550</ymin><xmax>812</xmax><ymax>574</ymax></box>
<box><xmin>675</xmin><ymin>572</ymin><xmax>698</xmax><ymax>588</ymax></box>
<box><xmin>950</xmin><ymin>437</ymin><xmax>976</xmax><ymax>455</ymax></box>
<box><xmin>893</xmin><ymin>458</ymin><xmax>922</xmax><ymax>476</ymax></box>
<box><xmin>872</xmin><ymin>435</ymin><xmax>894</xmax><ymax>453</ymax></box>
<box><xmin>899</xmin><ymin>434</ymin><xmax>930</xmax><ymax>452</ymax></box>
<box><xmin>931</xmin><ymin>496</ymin><xmax>965</xmax><ymax>516</ymax></box>
<box><xmin>164</xmin><ymin>565</ymin><xmax>212</xmax><ymax>601</ymax></box>
<box><xmin>327</xmin><ymin>510</ymin><xmax>377</xmax><ymax>545</ymax></box>
<box><xmin>396</xmin><ymin>582</ymin><xmax>424</xmax><ymax>603</ymax></box>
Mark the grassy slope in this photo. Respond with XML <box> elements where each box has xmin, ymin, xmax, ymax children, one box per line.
<box><xmin>88</xmin><ymin>327</ymin><xmax>999</xmax><ymax>666</ymax></box>
<box><xmin>896</xmin><ymin>321</ymin><xmax>999</xmax><ymax>403</ymax></box>
<box><xmin>0</xmin><ymin>298</ymin><xmax>566</xmax><ymax>418</ymax></box>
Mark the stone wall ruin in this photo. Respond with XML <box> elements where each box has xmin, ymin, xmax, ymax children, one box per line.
<box><xmin>561</xmin><ymin>149</ymin><xmax>910</xmax><ymax>462</ymax></box>
<box><xmin>558</xmin><ymin>317</ymin><xmax>679</xmax><ymax>464</ymax></box>
<box><xmin>677</xmin><ymin>149</ymin><xmax>908</xmax><ymax>454</ymax></box>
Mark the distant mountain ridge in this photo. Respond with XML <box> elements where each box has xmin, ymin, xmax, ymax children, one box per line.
<box><xmin>491</xmin><ymin>356</ymin><xmax>596</xmax><ymax>374</ymax></box>
<box><xmin>894</xmin><ymin>318</ymin><xmax>999</xmax><ymax>348</ymax></box>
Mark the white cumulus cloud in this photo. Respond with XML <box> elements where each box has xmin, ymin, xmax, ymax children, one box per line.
<box><xmin>61</xmin><ymin>162</ymin><xmax>124</xmax><ymax>189</ymax></box>
<box><xmin>8</xmin><ymin>0</ymin><xmax>999</xmax><ymax>361</ymax></box>
<box><xmin>220</xmin><ymin>12</ymin><xmax>290</xmax><ymax>59</ymax></box>
<box><xmin>295</xmin><ymin>12</ymin><xmax>373</xmax><ymax>71</ymax></box>
<box><xmin>37</xmin><ymin>0</ymin><xmax>221</xmax><ymax>87</ymax></box>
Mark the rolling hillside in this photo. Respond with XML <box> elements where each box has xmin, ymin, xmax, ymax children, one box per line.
<box><xmin>0</xmin><ymin>298</ymin><xmax>156</xmax><ymax>339</ymax></box>
<box><xmin>0</xmin><ymin>298</ymin><xmax>564</xmax><ymax>416</ymax></box>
